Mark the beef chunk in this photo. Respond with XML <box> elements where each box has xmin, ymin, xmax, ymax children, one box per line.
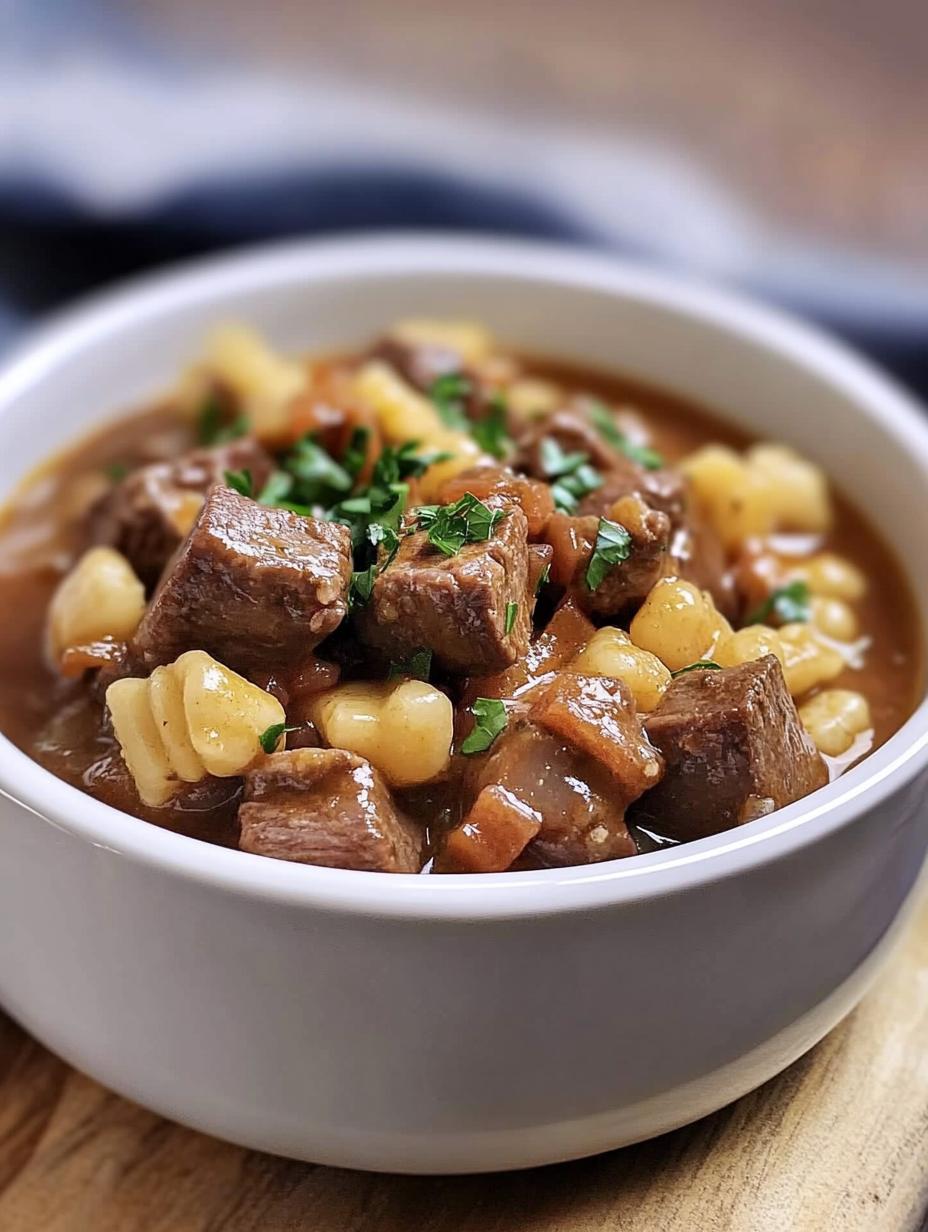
<box><xmin>576</xmin><ymin>455</ymin><xmax>688</xmax><ymax>528</ymax></box>
<box><xmin>240</xmin><ymin>748</ymin><xmax>421</xmax><ymax>872</ymax></box>
<box><xmin>634</xmin><ymin>655</ymin><xmax>828</xmax><ymax>842</ymax></box>
<box><xmin>670</xmin><ymin>509</ymin><xmax>738</xmax><ymax>620</ymax></box>
<box><xmin>371</xmin><ymin>336</ymin><xmax>463</xmax><ymax>394</ymax></box>
<box><xmin>516</xmin><ymin>408</ymin><xmax>619</xmax><ymax>475</ymax></box>
<box><xmin>133</xmin><ymin>485</ymin><xmax>352</xmax><ymax>673</ymax></box>
<box><xmin>90</xmin><ymin>439</ymin><xmax>273</xmax><ymax>586</ymax></box>
<box><xmin>459</xmin><ymin>674</ymin><xmax>662</xmax><ymax>869</ymax></box>
<box><xmin>547</xmin><ymin>494</ymin><xmax>672</xmax><ymax>616</ymax></box>
<box><xmin>471</xmin><ymin>723</ymin><xmax>638</xmax><ymax>867</ymax></box>
<box><xmin>356</xmin><ymin>506</ymin><xmax>532</xmax><ymax>673</ymax></box>
<box><xmin>439</xmin><ymin>466</ymin><xmax>554</xmax><ymax>539</ymax></box>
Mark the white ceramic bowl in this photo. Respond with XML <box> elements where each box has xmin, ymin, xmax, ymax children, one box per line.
<box><xmin>0</xmin><ymin>235</ymin><xmax>926</xmax><ymax>1174</ymax></box>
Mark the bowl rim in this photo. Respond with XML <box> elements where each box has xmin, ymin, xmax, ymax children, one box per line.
<box><xmin>0</xmin><ymin>230</ymin><xmax>926</xmax><ymax>920</ymax></box>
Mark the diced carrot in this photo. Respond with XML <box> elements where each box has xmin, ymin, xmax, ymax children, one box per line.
<box><xmin>59</xmin><ymin>639</ymin><xmax>127</xmax><ymax>678</ymax></box>
<box><xmin>531</xmin><ymin>673</ymin><xmax>664</xmax><ymax>805</ymax></box>
<box><xmin>439</xmin><ymin>785</ymin><xmax>541</xmax><ymax>872</ymax></box>
<box><xmin>439</xmin><ymin>467</ymin><xmax>554</xmax><ymax>539</ymax></box>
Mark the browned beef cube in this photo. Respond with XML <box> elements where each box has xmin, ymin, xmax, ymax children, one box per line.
<box><xmin>576</xmin><ymin>454</ymin><xmax>688</xmax><ymax>528</ymax></box>
<box><xmin>89</xmin><ymin>439</ymin><xmax>273</xmax><ymax>586</ymax></box>
<box><xmin>438</xmin><ymin>466</ymin><xmax>554</xmax><ymax>539</ymax></box>
<box><xmin>371</xmin><ymin>336</ymin><xmax>463</xmax><ymax>394</ymax></box>
<box><xmin>546</xmin><ymin>494</ymin><xmax>672</xmax><ymax>617</ymax></box>
<box><xmin>633</xmin><ymin>655</ymin><xmax>828</xmax><ymax>842</ymax></box>
<box><xmin>133</xmin><ymin>485</ymin><xmax>352</xmax><ymax>673</ymax></box>
<box><xmin>472</xmin><ymin>723</ymin><xmax>638</xmax><ymax>867</ymax></box>
<box><xmin>356</xmin><ymin>506</ymin><xmax>532</xmax><ymax>673</ymax></box>
<box><xmin>516</xmin><ymin>408</ymin><xmax>620</xmax><ymax>475</ymax></box>
<box><xmin>670</xmin><ymin>506</ymin><xmax>739</xmax><ymax>620</ymax></box>
<box><xmin>239</xmin><ymin>748</ymin><xmax>421</xmax><ymax>872</ymax></box>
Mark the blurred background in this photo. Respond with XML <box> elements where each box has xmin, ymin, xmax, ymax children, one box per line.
<box><xmin>2</xmin><ymin>0</ymin><xmax>927</xmax><ymax>391</ymax></box>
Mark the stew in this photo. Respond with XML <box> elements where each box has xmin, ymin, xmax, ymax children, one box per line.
<box><xmin>0</xmin><ymin>319</ymin><xmax>919</xmax><ymax>872</ymax></box>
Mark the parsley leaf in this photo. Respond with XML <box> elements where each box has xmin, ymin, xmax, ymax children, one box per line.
<box><xmin>538</xmin><ymin>437</ymin><xmax>603</xmax><ymax>513</ymax></box>
<box><xmin>584</xmin><ymin>517</ymin><xmax>632</xmax><ymax>591</ymax></box>
<box><xmin>429</xmin><ymin>372</ymin><xmax>471</xmax><ymax>430</ymax></box>
<box><xmin>197</xmin><ymin>397</ymin><xmax>249</xmax><ymax>446</ymax></box>
<box><xmin>341</xmin><ymin>425</ymin><xmax>371</xmax><ymax>480</ymax></box>
<box><xmin>282</xmin><ymin>435</ymin><xmax>353</xmax><ymax>507</ymax></box>
<box><xmin>461</xmin><ymin>697</ymin><xmax>508</xmax><ymax>755</ymax></box>
<box><xmin>258</xmin><ymin>722</ymin><xmax>300</xmax><ymax>755</ymax></box>
<box><xmin>224</xmin><ymin>468</ymin><xmax>253</xmax><ymax>498</ymax></box>
<box><xmin>504</xmin><ymin>601</ymin><xmax>519</xmax><ymax>635</ymax></box>
<box><xmin>348</xmin><ymin>564</ymin><xmax>379</xmax><ymax>609</ymax></box>
<box><xmin>535</xmin><ymin>562</ymin><xmax>551</xmax><ymax>595</ymax></box>
<box><xmin>539</xmin><ymin>436</ymin><xmax>588</xmax><ymax>478</ymax></box>
<box><xmin>471</xmin><ymin>394</ymin><xmax>511</xmax><ymax>460</ymax></box>
<box><xmin>388</xmin><ymin>649</ymin><xmax>433</xmax><ymax>681</ymax></box>
<box><xmin>671</xmin><ymin>660</ymin><xmax>723</xmax><ymax>678</ymax></box>
<box><xmin>104</xmin><ymin>462</ymin><xmax>129</xmax><ymax>482</ymax></box>
<box><xmin>416</xmin><ymin>493</ymin><xmax>506</xmax><ymax>556</ymax></box>
<box><xmin>256</xmin><ymin>470</ymin><xmax>293</xmax><ymax>506</ymax></box>
<box><xmin>588</xmin><ymin>402</ymin><xmax>664</xmax><ymax>470</ymax></box>
<box><xmin>745</xmin><ymin>579</ymin><xmax>812</xmax><ymax>627</ymax></box>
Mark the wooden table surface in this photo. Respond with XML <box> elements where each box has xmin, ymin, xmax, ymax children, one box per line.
<box><xmin>2</xmin><ymin>895</ymin><xmax>928</xmax><ymax>1232</ymax></box>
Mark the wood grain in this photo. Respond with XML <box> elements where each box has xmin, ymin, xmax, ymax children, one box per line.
<box><xmin>2</xmin><ymin>893</ymin><xmax>928</xmax><ymax>1232</ymax></box>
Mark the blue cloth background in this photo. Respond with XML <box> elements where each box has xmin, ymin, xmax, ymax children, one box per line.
<box><xmin>2</xmin><ymin>1</ymin><xmax>927</xmax><ymax>397</ymax></box>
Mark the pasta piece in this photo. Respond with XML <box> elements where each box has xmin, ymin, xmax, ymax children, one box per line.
<box><xmin>810</xmin><ymin>596</ymin><xmax>859</xmax><ymax>642</ymax></box>
<box><xmin>715</xmin><ymin>625</ymin><xmax>787</xmax><ymax>670</ymax></box>
<box><xmin>107</xmin><ymin>677</ymin><xmax>177</xmax><ymax>808</ymax></box>
<box><xmin>778</xmin><ymin>624</ymin><xmax>846</xmax><ymax>698</ymax></box>
<box><xmin>629</xmin><ymin>578</ymin><xmax>730</xmax><ymax>672</ymax></box>
<box><xmin>106</xmin><ymin>650</ymin><xmax>285</xmax><ymax>806</ymax></box>
<box><xmin>790</xmin><ymin>552</ymin><xmax>866</xmax><ymax>601</ymax></box>
<box><xmin>189</xmin><ymin>323</ymin><xmax>306</xmax><ymax>444</ymax></box>
<box><xmin>47</xmin><ymin>547</ymin><xmax>146</xmax><ymax>662</ymax></box>
<box><xmin>311</xmin><ymin>679</ymin><xmax>454</xmax><ymax>787</ymax></box>
<box><xmin>682</xmin><ymin>441</ymin><xmax>833</xmax><ymax>549</ymax></box>
<box><xmin>351</xmin><ymin>360</ymin><xmax>485</xmax><ymax>500</ymax></box>
<box><xmin>390</xmin><ymin>319</ymin><xmax>492</xmax><ymax>364</ymax></box>
<box><xmin>571</xmin><ymin>627</ymin><xmax>671</xmax><ymax>712</ymax></box>
<box><xmin>175</xmin><ymin>651</ymin><xmax>287</xmax><ymax>778</ymax></box>
<box><xmin>799</xmin><ymin>689</ymin><xmax>872</xmax><ymax>757</ymax></box>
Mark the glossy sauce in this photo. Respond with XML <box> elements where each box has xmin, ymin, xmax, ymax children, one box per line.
<box><xmin>0</xmin><ymin>362</ymin><xmax>920</xmax><ymax>855</ymax></box>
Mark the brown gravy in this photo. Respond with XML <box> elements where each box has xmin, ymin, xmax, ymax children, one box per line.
<box><xmin>0</xmin><ymin>361</ymin><xmax>920</xmax><ymax>856</ymax></box>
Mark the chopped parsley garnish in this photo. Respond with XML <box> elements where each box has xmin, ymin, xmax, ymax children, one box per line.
<box><xmin>429</xmin><ymin>372</ymin><xmax>471</xmax><ymax>430</ymax></box>
<box><xmin>745</xmin><ymin>579</ymin><xmax>812</xmax><ymax>627</ymax></box>
<box><xmin>282</xmin><ymin>435</ymin><xmax>353</xmax><ymax>507</ymax></box>
<box><xmin>535</xmin><ymin>562</ymin><xmax>552</xmax><ymax>595</ymax></box>
<box><xmin>539</xmin><ymin>437</ymin><xmax>602</xmax><ymax>513</ymax></box>
<box><xmin>504</xmin><ymin>601</ymin><xmax>519</xmax><ymax>635</ymax></box>
<box><xmin>388</xmin><ymin>649</ymin><xmax>433</xmax><ymax>681</ymax></box>
<box><xmin>224</xmin><ymin>468</ymin><xmax>253</xmax><ymax>498</ymax></box>
<box><xmin>471</xmin><ymin>394</ymin><xmax>512</xmax><ymax>460</ymax></box>
<box><xmin>588</xmin><ymin>402</ymin><xmax>664</xmax><ymax>470</ymax></box>
<box><xmin>584</xmin><ymin>517</ymin><xmax>632</xmax><ymax>591</ymax></box>
<box><xmin>415</xmin><ymin>493</ymin><xmax>506</xmax><ymax>556</ymax></box>
<box><xmin>197</xmin><ymin>397</ymin><xmax>249</xmax><ymax>446</ymax></box>
<box><xmin>104</xmin><ymin>462</ymin><xmax>129</xmax><ymax>482</ymax></box>
<box><xmin>341</xmin><ymin>425</ymin><xmax>371</xmax><ymax>480</ymax></box>
<box><xmin>461</xmin><ymin>697</ymin><xmax>508</xmax><ymax>756</ymax></box>
<box><xmin>256</xmin><ymin>470</ymin><xmax>293</xmax><ymax>506</ymax></box>
<box><xmin>258</xmin><ymin>722</ymin><xmax>300</xmax><ymax>755</ymax></box>
<box><xmin>348</xmin><ymin>564</ymin><xmax>379</xmax><ymax>609</ymax></box>
<box><xmin>671</xmin><ymin>660</ymin><xmax>722</xmax><ymax>678</ymax></box>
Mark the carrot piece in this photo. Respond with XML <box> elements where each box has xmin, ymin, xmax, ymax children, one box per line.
<box><xmin>439</xmin><ymin>785</ymin><xmax>541</xmax><ymax>872</ymax></box>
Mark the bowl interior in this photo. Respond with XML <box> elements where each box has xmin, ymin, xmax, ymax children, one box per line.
<box><xmin>0</xmin><ymin>234</ymin><xmax>925</xmax><ymax>908</ymax></box>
